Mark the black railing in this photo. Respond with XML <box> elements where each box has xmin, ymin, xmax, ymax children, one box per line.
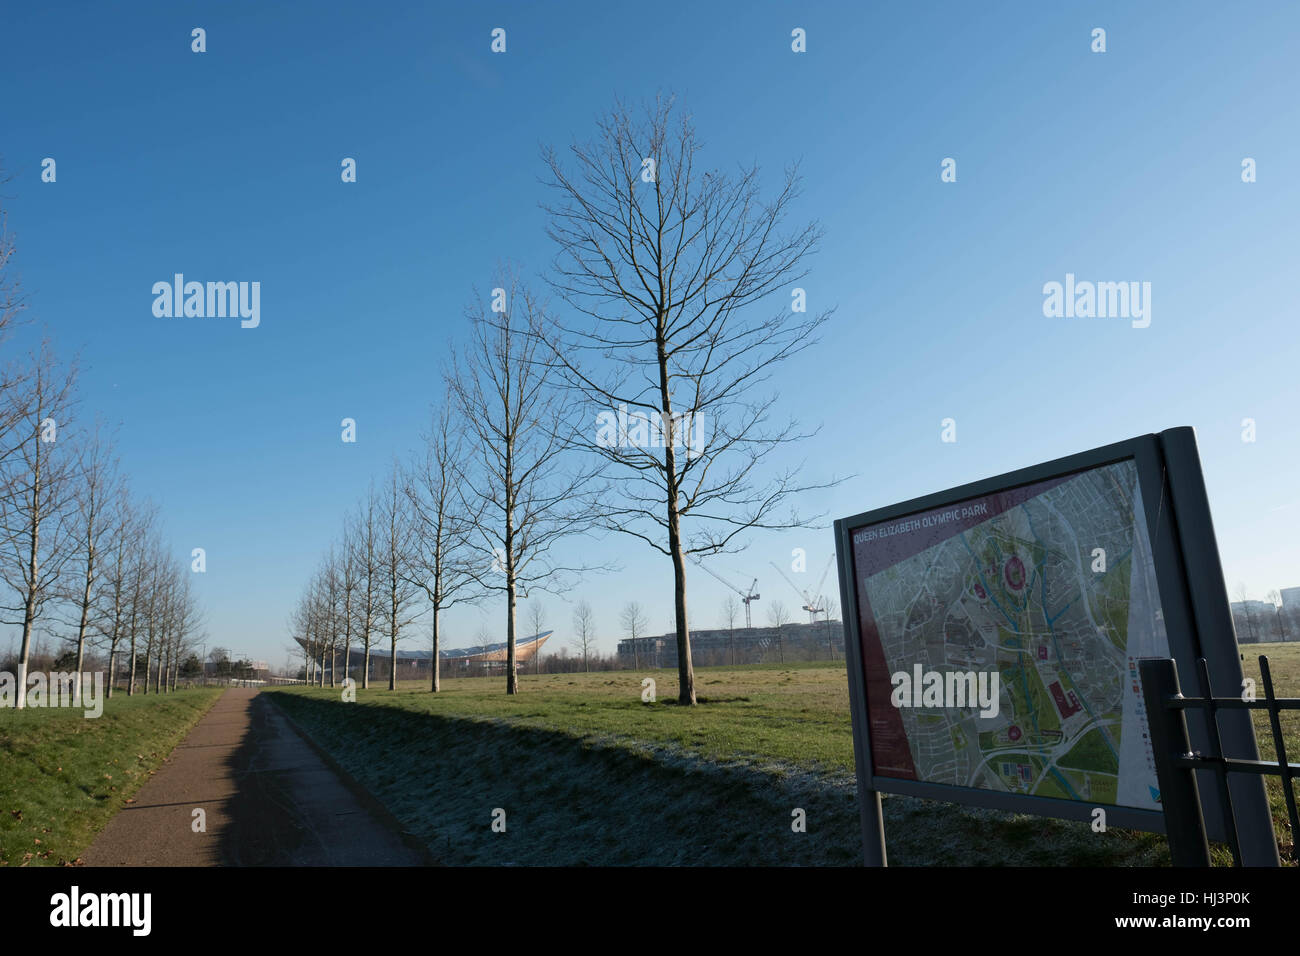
<box><xmin>1140</xmin><ymin>656</ymin><xmax>1297</xmax><ymax>867</ymax></box>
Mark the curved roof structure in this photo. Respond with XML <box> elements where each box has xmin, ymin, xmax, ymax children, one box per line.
<box><xmin>366</xmin><ymin>631</ymin><xmax>553</xmax><ymax>662</ymax></box>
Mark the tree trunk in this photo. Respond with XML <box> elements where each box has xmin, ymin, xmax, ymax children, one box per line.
<box><xmin>16</xmin><ymin>609</ymin><xmax>34</xmax><ymax>710</ymax></box>
<box><xmin>669</xmin><ymin>512</ymin><xmax>695</xmax><ymax>704</ymax></box>
<box><xmin>388</xmin><ymin>626</ymin><xmax>397</xmax><ymax>691</ymax></box>
<box><xmin>506</xmin><ymin>576</ymin><xmax>518</xmax><ymax>695</ymax></box>
<box><xmin>74</xmin><ymin>577</ymin><xmax>91</xmax><ymax>706</ymax></box>
<box><xmin>16</xmin><ymin>547</ymin><xmax>38</xmax><ymax>710</ymax></box>
<box><xmin>431</xmin><ymin>604</ymin><xmax>441</xmax><ymax>693</ymax></box>
<box><xmin>659</xmin><ymin>328</ymin><xmax>695</xmax><ymax>705</ymax></box>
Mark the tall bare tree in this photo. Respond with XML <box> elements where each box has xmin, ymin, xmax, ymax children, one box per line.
<box><xmin>1234</xmin><ymin>583</ymin><xmax>1259</xmax><ymax>643</ymax></box>
<box><xmin>338</xmin><ymin>522</ymin><xmax>358</xmax><ymax>686</ymax></box>
<box><xmin>378</xmin><ymin>463</ymin><xmax>420</xmax><ymax>690</ymax></box>
<box><xmin>620</xmin><ymin>600</ymin><xmax>647</xmax><ymax>669</ymax></box>
<box><xmin>720</xmin><ymin>594</ymin><xmax>740</xmax><ymax>665</ymax></box>
<box><xmin>405</xmin><ymin>400</ymin><xmax>482</xmax><ymax>692</ymax></box>
<box><xmin>571</xmin><ymin>600</ymin><xmax>597</xmax><ymax>673</ymax></box>
<box><xmin>821</xmin><ymin>595</ymin><xmax>839</xmax><ymax>660</ymax></box>
<box><xmin>528</xmin><ymin>600</ymin><xmax>547</xmax><ymax>674</ymax></box>
<box><xmin>124</xmin><ymin>505</ymin><xmax>159</xmax><ymax>695</ymax></box>
<box><xmin>1265</xmin><ymin>589</ymin><xmax>1286</xmax><ymax>643</ymax></box>
<box><xmin>64</xmin><ymin>422</ymin><xmax>120</xmax><ymax>703</ymax></box>
<box><xmin>96</xmin><ymin>485</ymin><xmax>137</xmax><ymax>697</ymax></box>
<box><xmin>350</xmin><ymin>486</ymin><xmax>382</xmax><ymax>688</ymax></box>
<box><xmin>541</xmin><ymin>95</ymin><xmax>837</xmax><ymax>704</ymax></box>
<box><xmin>0</xmin><ymin>342</ymin><xmax>80</xmax><ymax>708</ymax></box>
<box><xmin>448</xmin><ymin>276</ymin><xmax>603</xmax><ymax>695</ymax></box>
<box><xmin>768</xmin><ymin>600</ymin><xmax>790</xmax><ymax>664</ymax></box>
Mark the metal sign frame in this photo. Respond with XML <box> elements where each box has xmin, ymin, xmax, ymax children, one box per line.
<box><xmin>833</xmin><ymin>426</ymin><xmax>1272</xmax><ymax>865</ymax></box>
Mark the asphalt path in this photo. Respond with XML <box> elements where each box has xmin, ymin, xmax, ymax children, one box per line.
<box><xmin>83</xmin><ymin>687</ymin><xmax>430</xmax><ymax>866</ymax></box>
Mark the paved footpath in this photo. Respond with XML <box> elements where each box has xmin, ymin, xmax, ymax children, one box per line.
<box><xmin>83</xmin><ymin>688</ymin><xmax>430</xmax><ymax>866</ymax></box>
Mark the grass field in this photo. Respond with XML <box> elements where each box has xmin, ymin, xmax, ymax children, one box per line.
<box><xmin>1240</xmin><ymin>644</ymin><xmax>1300</xmax><ymax>862</ymax></box>
<box><xmin>4</xmin><ymin>645</ymin><xmax>1291</xmax><ymax>868</ymax></box>
<box><xmin>0</xmin><ymin>688</ymin><xmax>224</xmax><ymax>866</ymax></box>
<box><xmin>277</xmin><ymin>655</ymin><xmax>1300</xmax><ymax>867</ymax></box>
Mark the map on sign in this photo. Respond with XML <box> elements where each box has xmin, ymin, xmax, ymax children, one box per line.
<box><xmin>851</xmin><ymin>458</ymin><xmax>1169</xmax><ymax>811</ymax></box>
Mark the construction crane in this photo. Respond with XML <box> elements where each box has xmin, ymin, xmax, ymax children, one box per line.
<box><xmin>770</xmin><ymin>554</ymin><xmax>836</xmax><ymax>624</ymax></box>
<box><xmin>693</xmin><ymin>558</ymin><xmax>760</xmax><ymax>628</ymax></box>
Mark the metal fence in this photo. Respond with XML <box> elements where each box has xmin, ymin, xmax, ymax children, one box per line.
<box><xmin>1140</xmin><ymin>655</ymin><xmax>1297</xmax><ymax>866</ymax></box>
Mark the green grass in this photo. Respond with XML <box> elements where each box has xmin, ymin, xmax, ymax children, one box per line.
<box><xmin>1241</xmin><ymin>644</ymin><xmax>1300</xmax><ymax>863</ymax></box>
<box><xmin>0</xmin><ymin>688</ymin><xmax>224</xmax><ymax>866</ymax></box>
<box><xmin>267</xmin><ymin>661</ymin><xmax>1176</xmax><ymax>866</ymax></box>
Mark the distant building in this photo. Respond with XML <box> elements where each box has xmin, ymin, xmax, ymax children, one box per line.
<box><xmin>202</xmin><ymin>658</ymin><xmax>271</xmax><ymax>680</ymax></box>
<box><xmin>328</xmin><ymin>631</ymin><xmax>553</xmax><ymax>677</ymax></box>
<box><xmin>617</xmin><ymin>619</ymin><xmax>843</xmax><ymax>668</ymax></box>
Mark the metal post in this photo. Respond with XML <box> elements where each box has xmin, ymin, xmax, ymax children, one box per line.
<box><xmin>861</xmin><ymin>790</ymin><xmax>887</xmax><ymax>867</ymax></box>
<box><xmin>1160</xmin><ymin>427</ymin><xmax>1278</xmax><ymax>865</ymax></box>
<box><xmin>1140</xmin><ymin>658</ymin><xmax>1212</xmax><ymax>866</ymax></box>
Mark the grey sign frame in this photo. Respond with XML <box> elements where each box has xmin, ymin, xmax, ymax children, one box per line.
<box><xmin>833</xmin><ymin>426</ymin><xmax>1272</xmax><ymax>865</ymax></box>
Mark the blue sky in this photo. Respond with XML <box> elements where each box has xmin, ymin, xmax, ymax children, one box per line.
<box><xmin>2</xmin><ymin>1</ymin><xmax>1297</xmax><ymax>666</ymax></box>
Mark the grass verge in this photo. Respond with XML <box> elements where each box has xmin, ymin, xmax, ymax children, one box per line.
<box><xmin>0</xmin><ymin>688</ymin><xmax>225</xmax><ymax>866</ymax></box>
<box><xmin>267</xmin><ymin>662</ymin><xmax>1176</xmax><ymax>866</ymax></box>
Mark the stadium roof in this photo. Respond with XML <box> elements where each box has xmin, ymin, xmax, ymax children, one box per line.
<box><xmin>365</xmin><ymin>631</ymin><xmax>553</xmax><ymax>660</ymax></box>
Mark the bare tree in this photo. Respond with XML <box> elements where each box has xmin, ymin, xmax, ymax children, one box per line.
<box><xmin>448</xmin><ymin>275</ymin><xmax>603</xmax><ymax>695</ymax></box>
<box><xmin>405</xmin><ymin>400</ymin><xmax>482</xmax><ymax>692</ymax></box>
<box><xmin>124</xmin><ymin>505</ymin><xmax>159</xmax><ymax>695</ymax></box>
<box><xmin>139</xmin><ymin>538</ymin><xmax>167</xmax><ymax>694</ymax></box>
<box><xmin>351</xmin><ymin>486</ymin><xmax>382</xmax><ymax>689</ymax></box>
<box><xmin>1234</xmin><ymin>583</ymin><xmax>1258</xmax><ymax>643</ymax></box>
<box><xmin>720</xmin><ymin>594</ymin><xmax>740</xmax><ymax>666</ymax></box>
<box><xmin>571</xmin><ymin>600</ymin><xmax>597</xmax><ymax>673</ymax></box>
<box><xmin>319</xmin><ymin>549</ymin><xmax>342</xmax><ymax>688</ymax></box>
<box><xmin>528</xmin><ymin>600</ymin><xmax>548</xmax><ymax>674</ymax></box>
<box><xmin>620</xmin><ymin>600</ymin><xmax>648</xmax><ymax>669</ymax></box>
<box><xmin>821</xmin><ymin>594</ymin><xmax>840</xmax><ymax>660</ymax></box>
<box><xmin>541</xmin><ymin>95</ymin><xmax>838</xmax><ymax>704</ymax></box>
<box><xmin>1266</xmin><ymin>589</ymin><xmax>1284</xmax><ymax>644</ymax></box>
<box><xmin>289</xmin><ymin>597</ymin><xmax>315</xmax><ymax>686</ymax></box>
<box><xmin>95</xmin><ymin>485</ymin><xmax>137</xmax><ymax>697</ymax></box>
<box><xmin>0</xmin><ymin>342</ymin><xmax>80</xmax><ymax>708</ymax></box>
<box><xmin>63</xmin><ymin>422</ymin><xmax>120</xmax><ymax>703</ymax></box>
<box><xmin>338</xmin><ymin>520</ymin><xmax>358</xmax><ymax>686</ymax></box>
<box><xmin>378</xmin><ymin>463</ymin><xmax>420</xmax><ymax>690</ymax></box>
<box><xmin>1268</xmin><ymin>590</ymin><xmax>1289</xmax><ymax>642</ymax></box>
<box><xmin>767</xmin><ymin>600</ymin><xmax>790</xmax><ymax>664</ymax></box>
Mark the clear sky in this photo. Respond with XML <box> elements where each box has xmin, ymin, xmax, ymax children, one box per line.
<box><xmin>2</xmin><ymin>1</ymin><xmax>1297</xmax><ymax>667</ymax></box>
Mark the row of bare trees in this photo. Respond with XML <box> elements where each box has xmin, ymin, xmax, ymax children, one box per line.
<box><xmin>0</xmin><ymin>172</ymin><xmax>204</xmax><ymax>708</ymax></box>
<box><xmin>290</xmin><ymin>308</ymin><xmax>602</xmax><ymax>696</ymax></box>
<box><xmin>292</xmin><ymin>94</ymin><xmax>835</xmax><ymax>703</ymax></box>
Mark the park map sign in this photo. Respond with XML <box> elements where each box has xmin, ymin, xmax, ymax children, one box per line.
<box><xmin>834</xmin><ymin>429</ymin><xmax>1272</xmax><ymax>864</ymax></box>
<box><xmin>851</xmin><ymin>458</ymin><xmax>1166</xmax><ymax>811</ymax></box>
